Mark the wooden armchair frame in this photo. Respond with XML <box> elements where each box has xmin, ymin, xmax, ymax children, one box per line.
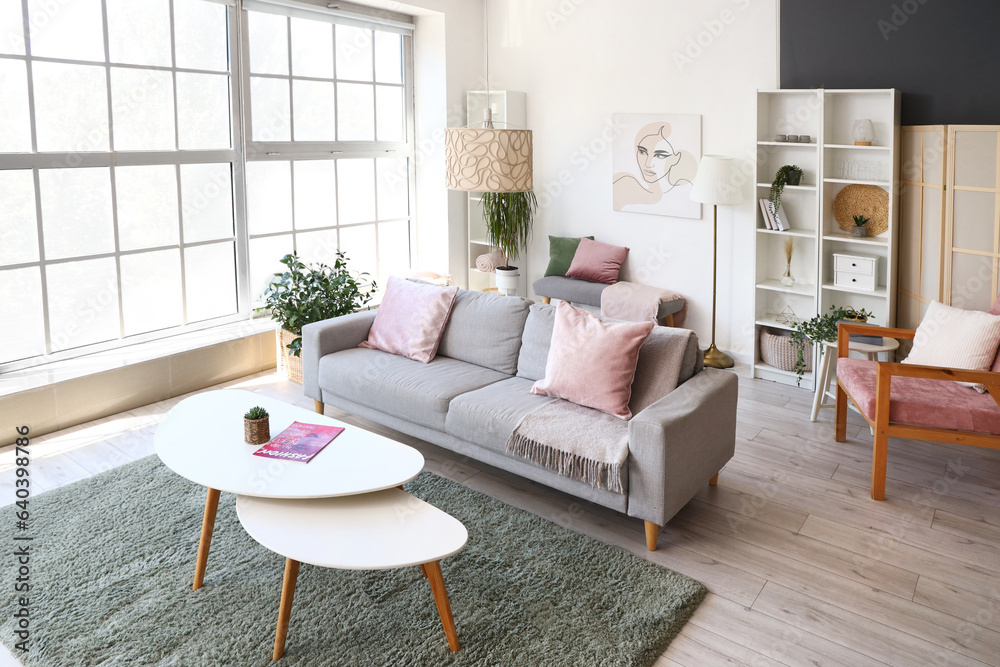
<box><xmin>834</xmin><ymin>322</ymin><xmax>1000</xmax><ymax>500</ymax></box>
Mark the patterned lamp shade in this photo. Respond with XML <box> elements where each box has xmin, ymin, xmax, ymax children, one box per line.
<box><xmin>445</xmin><ymin>127</ymin><xmax>533</xmax><ymax>192</ymax></box>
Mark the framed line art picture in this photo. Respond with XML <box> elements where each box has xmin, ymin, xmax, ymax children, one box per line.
<box><xmin>612</xmin><ymin>113</ymin><xmax>702</xmax><ymax>219</ymax></box>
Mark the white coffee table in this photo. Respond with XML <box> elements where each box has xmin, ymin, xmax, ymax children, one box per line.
<box><xmin>155</xmin><ymin>390</ymin><xmax>425</xmax><ymax>590</ymax></box>
<box><xmin>237</xmin><ymin>489</ymin><xmax>468</xmax><ymax>660</ymax></box>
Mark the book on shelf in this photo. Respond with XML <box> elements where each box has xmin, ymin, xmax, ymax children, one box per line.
<box><xmin>771</xmin><ymin>203</ymin><xmax>789</xmax><ymax>231</ymax></box>
<box><xmin>758</xmin><ymin>198</ymin><xmax>775</xmax><ymax>230</ymax></box>
<box><xmin>253</xmin><ymin>421</ymin><xmax>345</xmax><ymax>463</ymax></box>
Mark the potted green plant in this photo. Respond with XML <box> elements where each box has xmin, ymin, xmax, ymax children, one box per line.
<box><xmin>768</xmin><ymin>165</ymin><xmax>803</xmax><ymax>216</ymax></box>
<box><xmin>258</xmin><ymin>252</ymin><xmax>377</xmax><ymax>383</ymax></box>
<box><xmin>480</xmin><ymin>191</ymin><xmax>537</xmax><ymax>294</ymax></box>
<box><xmin>790</xmin><ymin>305</ymin><xmax>875</xmax><ymax>385</ymax></box>
<box><xmin>244</xmin><ymin>406</ymin><xmax>270</xmax><ymax>445</ymax></box>
<box><xmin>852</xmin><ymin>214</ymin><xmax>870</xmax><ymax>238</ymax></box>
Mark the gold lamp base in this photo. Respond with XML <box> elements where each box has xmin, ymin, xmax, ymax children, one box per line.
<box><xmin>703</xmin><ymin>343</ymin><xmax>734</xmax><ymax>369</ymax></box>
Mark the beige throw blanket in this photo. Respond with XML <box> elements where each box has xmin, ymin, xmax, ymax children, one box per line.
<box><xmin>506</xmin><ymin>401</ymin><xmax>629</xmax><ymax>493</ymax></box>
<box><xmin>601</xmin><ymin>281</ymin><xmax>686</xmax><ymax>328</ymax></box>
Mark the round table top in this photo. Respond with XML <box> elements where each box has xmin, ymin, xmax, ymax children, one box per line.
<box><xmin>155</xmin><ymin>390</ymin><xmax>424</xmax><ymax>498</ymax></box>
<box><xmin>822</xmin><ymin>336</ymin><xmax>900</xmax><ymax>354</ymax></box>
<box><xmin>236</xmin><ymin>490</ymin><xmax>468</xmax><ymax>570</ymax></box>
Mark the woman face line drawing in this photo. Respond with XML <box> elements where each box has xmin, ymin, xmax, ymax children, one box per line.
<box><xmin>635</xmin><ymin>134</ymin><xmax>682</xmax><ymax>184</ymax></box>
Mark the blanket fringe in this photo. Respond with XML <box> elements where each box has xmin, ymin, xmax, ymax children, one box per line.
<box><xmin>506</xmin><ymin>433</ymin><xmax>624</xmax><ymax>494</ymax></box>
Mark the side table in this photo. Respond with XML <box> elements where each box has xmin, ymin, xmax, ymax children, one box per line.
<box><xmin>810</xmin><ymin>337</ymin><xmax>900</xmax><ymax>422</ymax></box>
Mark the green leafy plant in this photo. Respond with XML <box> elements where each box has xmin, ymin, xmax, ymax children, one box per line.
<box><xmin>244</xmin><ymin>406</ymin><xmax>268</xmax><ymax>420</ymax></box>
<box><xmin>853</xmin><ymin>214</ymin><xmax>870</xmax><ymax>227</ymax></box>
<box><xmin>768</xmin><ymin>165</ymin><xmax>803</xmax><ymax>215</ymax></box>
<box><xmin>480</xmin><ymin>191</ymin><xmax>537</xmax><ymax>269</ymax></box>
<box><xmin>790</xmin><ymin>305</ymin><xmax>875</xmax><ymax>385</ymax></box>
<box><xmin>258</xmin><ymin>252</ymin><xmax>377</xmax><ymax>357</ymax></box>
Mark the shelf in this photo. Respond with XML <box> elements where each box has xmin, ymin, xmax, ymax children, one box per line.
<box><xmin>823</xmin><ymin>178</ymin><xmax>891</xmax><ymax>187</ymax></box>
<box><xmin>755</xmin><ymin>316</ymin><xmax>798</xmax><ymax>331</ymax></box>
<box><xmin>757</xmin><ymin>227</ymin><xmax>816</xmax><ymax>238</ymax></box>
<box><xmin>824</xmin><ymin>143</ymin><xmax>891</xmax><ymax>151</ymax></box>
<box><xmin>757</xmin><ymin>141</ymin><xmax>818</xmax><ymax>147</ymax></box>
<box><xmin>822</xmin><ymin>231</ymin><xmax>888</xmax><ymax>245</ymax></box>
<box><xmin>754</xmin><ymin>362</ymin><xmax>812</xmax><ymax>380</ymax></box>
<box><xmin>756</xmin><ymin>279</ymin><xmax>816</xmax><ymax>296</ymax></box>
<box><xmin>755</xmin><ymin>183</ymin><xmax>817</xmax><ymax>191</ymax></box>
<box><xmin>822</xmin><ymin>281</ymin><xmax>887</xmax><ymax>297</ymax></box>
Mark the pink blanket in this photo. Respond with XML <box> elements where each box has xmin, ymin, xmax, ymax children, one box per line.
<box><xmin>600</xmin><ymin>281</ymin><xmax>686</xmax><ymax>327</ymax></box>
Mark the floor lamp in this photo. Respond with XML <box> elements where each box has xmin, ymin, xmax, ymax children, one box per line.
<box><xmin>690</xmin><ymin>155</ymin><xmax>743</xmax><ymax>369</ymax></box>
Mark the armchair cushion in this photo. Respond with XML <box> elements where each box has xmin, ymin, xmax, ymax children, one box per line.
<box><xmin>838</xmin><ymin>358</ymin><xmax>1000</xmax><ymax>435</ymax></box>
<box><xmin>904</xmin><ymin>300</ymin><xmax>1000</xmax><ymax>392</ymax></box>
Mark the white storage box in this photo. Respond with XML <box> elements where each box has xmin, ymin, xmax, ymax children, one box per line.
<box><xmin>833</xmin><ymin>252</ymin><xmax>878</xmax><ymax>291</ymax></box>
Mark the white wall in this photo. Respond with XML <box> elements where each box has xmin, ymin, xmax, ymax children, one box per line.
<box><xmin>484</xmin><ymin>0</ymin><xmax>779</xmax><ymax>360</ymax></box>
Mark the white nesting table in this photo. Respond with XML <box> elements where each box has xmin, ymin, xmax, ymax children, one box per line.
<box><xmin>155</xmin><ymin>390</ymin><xmax>425</xmax><ymax>590</ymax></box>
<box><xmin>237</xmin><ymin>490</ymin><xmax>468</xmax><ymax>660</ymax></box>
<box><xmin>811</xmin><ymin>337</ymin><xmax>900</xmax><ymax>422</ymax></box>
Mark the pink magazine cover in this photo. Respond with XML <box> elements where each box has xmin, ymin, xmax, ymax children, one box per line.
<box><xmin>253</xmin><ymin>421</ymin><xmax>344</xmax><ymax>463</ymax></box>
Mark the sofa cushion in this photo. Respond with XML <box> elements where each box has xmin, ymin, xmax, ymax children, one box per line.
<box><xmin>319</xmin><ymin>348</ymin><xmax>509</xmax><ymax>430</ymax></box>
<box><xmin>566</xmin><ymin>238</ymin><xmax>628</xmax><ymax>284</ymax></box>
<box><xmin>837</xmin><ymin>358</ymin><xmax>1000</xmax><ymax>435</ymax></box>
<box><xmin>516</xmin><ymin>302</ymin><xmax>701</xmax><ymax>387</ymax></box>
<box><xmin>359</xmin><ymin>276</ymin><xmax>458</xmax><ymax>363</ymax></box>
<box><xmin>531</xmin><ymin>302</ymin><xmax>653</xmax><ymax>419</ymax></box>
<box><xmin>445</xmin><ymin>377</ymin><xmax>556</xmax><ymax>453</ymax></box>
<box><xmin>532</xmin><ymin>275</ymin><xmax>607</xmax><ymax>308</ymax></box>
<box><xmin>436</xmin><ymin>289</ymin><xmax>532</xmax><ymax>375</ymax></box>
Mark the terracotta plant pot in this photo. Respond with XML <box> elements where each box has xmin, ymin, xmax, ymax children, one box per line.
<box><xmin>244</xmin><ymin>416</ymin><xmax>270</xmax><ymax>445</ymax></box>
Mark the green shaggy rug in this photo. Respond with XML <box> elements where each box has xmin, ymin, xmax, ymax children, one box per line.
<box><xmin>0</xmin><ymin>456</ymin><xmax>705</xmax><ymax>666</ymax></box>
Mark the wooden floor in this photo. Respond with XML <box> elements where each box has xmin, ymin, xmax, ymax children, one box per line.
<box><xmin>2</xmin><ymin>366</ymin><xmax>999</xmax><ymax>667</ymax></box>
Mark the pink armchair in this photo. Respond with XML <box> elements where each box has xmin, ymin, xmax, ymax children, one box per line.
<box><xmin>834</xmin><ymin>322</ymin><xmax>1000</xmax><ymax>500</ymax></box>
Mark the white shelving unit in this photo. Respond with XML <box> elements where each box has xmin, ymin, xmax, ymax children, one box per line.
<box><xmin>752</xmin><ymin>89</ymin><xmax>900</xmax><ymax>390</ymax></box>
<box><xmin>465</xmin><ymin>90</ymin><xmax>527</xmax><ymax>294</ymax></box>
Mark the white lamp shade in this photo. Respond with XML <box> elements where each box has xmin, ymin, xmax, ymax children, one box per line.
<box><xmin>445</xmin><ymin>128</ymin><xmax>533</xmax><ymax>192</ymax></box>
<box><xmin>689</xmin><ymin>155</ymin><xmax>744</xmax><ymax>206</ymax></box>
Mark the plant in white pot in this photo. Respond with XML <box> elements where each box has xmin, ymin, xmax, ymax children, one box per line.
<box><xmin>481</xmin><ymin>191</ymin><xmax>537</xmax><ymax>295</ymax></box>
<box><xmin>258</xmin><ymin>252</ymin><xmax>377</xmax><ymax>382</ymax></box>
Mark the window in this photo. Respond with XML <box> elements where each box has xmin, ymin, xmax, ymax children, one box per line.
<box><xmin>0</xmin><ymin>0</ymin><xmax>414</xmax><ymax>371</ymax></box>
<box><xmin>241</xmin><ymin>7</ymin><xmax>413</xmax><ymax>301</ymax></box>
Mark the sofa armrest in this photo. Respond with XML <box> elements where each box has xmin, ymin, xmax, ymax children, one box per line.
<box><xmin>301</xmin><ymin>310</ymin><xmax>378</xmax><ymax>401</ymax></box>
<box><xmin>627</xmin><ymin>368</ymin><xmax>738</xmax><ymax>526</ymax></box>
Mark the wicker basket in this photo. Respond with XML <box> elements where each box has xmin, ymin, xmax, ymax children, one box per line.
<box><xmin>244</xmin><ymin>417</ymin><xmax>270</xmax><ymax>445</ymax></box>
<box><xmin>760</xmin><ymin>329</ymin><xmax>812</xmax><ymax>373</ymax></box>
<box><xmin>277</xmin><ymin>329</ymin><xmax>303</xmax><ymax>384</ymax></box>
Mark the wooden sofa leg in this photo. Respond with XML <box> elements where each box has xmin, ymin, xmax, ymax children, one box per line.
<box><xmin>542</xmin><ymin>297</ymin><xmax>551</xmax><ymax>304</ymax></box>
<box><xmin>871</xmin><ymin>430</ymin><xmax>888</xmax><ymax>501</ymax></box>
<box><xmin>834</xmin><ymin>381</ymin><xmax>848</xmax><ymax>443</ymax></box>
<box><xmin>644</xmin><ymin>521</ymin><xmax>659</xmax><ymax>551</ymax></box>
<box><xmin>709</xmin><ymin>473</ymin><xmax>719</xmax><ymax>486</ymax></box>
<box><xmin>314</xmin><ymin>400</ymin><xmax>324</xmax><ymax>415</ymax></box>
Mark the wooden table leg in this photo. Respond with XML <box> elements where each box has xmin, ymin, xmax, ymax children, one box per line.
<box><xmin>193</xmin><ymin>487</ymin><xmax>221</xmax><ymax>591</ymax></box>
<box><xmin>273</xmin><ymin>558</ymin><xmax>301</xmax><ymax>661</ymax></box>
<box><xmin>423</xmin><ymin>561</ymin><xmax>460</xmax><ymax>652</ymax></box>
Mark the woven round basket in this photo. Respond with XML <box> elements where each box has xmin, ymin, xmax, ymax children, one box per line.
<box><xmin>277</xmin><ymin>329</ymin><xmax>303</xmax><ymax>384</ymax></box>
<box><xmin>760</xmin><ymin>329</ymin><xmax>812</xmax><ymax>373</ymax></box>
<box><xmin>244</xmin><ymin>417</ymin><xmax>270</xmax><ymax>445</ymax></box>
<box><xmin>833</xmin><ymin>184</ymin><xmax>889</xmax><ymax>236</ymax></box>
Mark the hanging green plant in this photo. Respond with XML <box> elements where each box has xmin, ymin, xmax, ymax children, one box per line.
<box><xmin>768</xmin><ymin>165</ymin><xmax>804</xmax><ymax>215</ymax></box>
<box><xmin>790</xmin><ymin>305</ymin><xmax>875</xmax><ymax>385</ymax></box>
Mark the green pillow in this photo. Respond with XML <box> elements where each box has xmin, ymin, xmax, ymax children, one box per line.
<box><xmin>544</xmin><ymin>235</ymin><xmax>594</xmax><ymax>277</ymax></box>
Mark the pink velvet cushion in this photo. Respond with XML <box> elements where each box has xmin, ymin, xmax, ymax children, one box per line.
<box><xmin>565</xmin><ymin>238</ymin><xmax>629</xmax><ymax>285</ymax></box>
<box><xmin>531</xmin><ymin>301</ymin><xmax>654</xmax><ymax>419</ymax></box>
<box><xmin>359</xmin><ymin>276</ymin><xmax>459</xmax><ymax>363</ymax></box>
<box><xmin>837</xmin><ymin>358</ymin><xmax>1000</xmax><ymax>435</ymax></box>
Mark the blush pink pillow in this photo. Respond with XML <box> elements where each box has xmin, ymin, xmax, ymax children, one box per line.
<box><xmin>565</xmin><ymin>238</ymin><xmax>629</xmax><ymax>284</ymax></box>
<box><xmin>531</xmin><ymin>302</ymin><xmax>654</xmax><ymax>419</ymax></box>
<box><xmin>359</xmin><ymin>276</ymin><xmax>458</xmax><ymax>363</ymax></box>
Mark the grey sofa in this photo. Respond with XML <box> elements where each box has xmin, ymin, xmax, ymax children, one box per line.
<box><xmin>302</xmin><ymin>288</ymin><xmax>737</xmax><ymax>550</ymax></box>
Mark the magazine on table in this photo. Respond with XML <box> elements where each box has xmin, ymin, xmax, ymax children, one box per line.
<box><xmin>253</xmin><ymin>421</ymin><xmax>344</xmax><ymax>463</ymax></box>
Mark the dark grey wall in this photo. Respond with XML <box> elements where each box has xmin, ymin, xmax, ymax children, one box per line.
<box><xmin>780</xmin><ymin>0</ymin><xmax>1000</xmax><ymax>125</ymax></box>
